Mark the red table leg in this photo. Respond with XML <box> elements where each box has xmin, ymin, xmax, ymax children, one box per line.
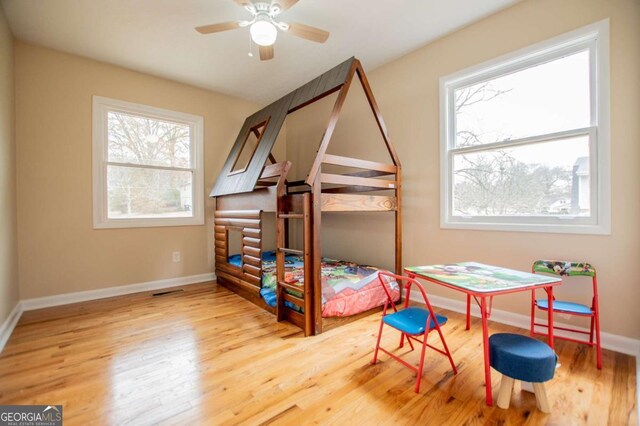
<box><xmin>480</xmin><ymin>295</ymin><xmax>492</xmax><ymax>406</ymax></box>
<box><xmin>546</xmin><ymin>286</ymin><xmax>554</xmax><ymax>349</ymax></box>
<box><xmin>466</xmin><ymin>294</ymin><xmax>471</xmax><ymax>330</ymax></box>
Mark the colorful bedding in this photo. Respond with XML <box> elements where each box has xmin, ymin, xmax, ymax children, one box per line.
<box><xmin>227</xmin><ymin>251</ymin><xmax>400</xmax><ymax>317</ymax></box>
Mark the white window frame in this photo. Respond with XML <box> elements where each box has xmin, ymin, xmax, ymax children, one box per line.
<box><xmin>92</xmin><ymin>96</ymin><xmax>205</xmax><ymax>229</ymax></box>
<box><xmin>439</xmin><ymin>19</ymin><xmax>610</xmax><ymax>235</ymax></box>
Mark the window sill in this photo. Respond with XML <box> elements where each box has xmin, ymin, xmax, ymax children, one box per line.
<box><xmin>93</xmin><ymin>216</ymin><xmax>205</xmax><ymax>229</ymax></box>
<box><xmin>440</xmin><ymin>219</ymin><xmax>610</xmax><ymax>235</ymax></box>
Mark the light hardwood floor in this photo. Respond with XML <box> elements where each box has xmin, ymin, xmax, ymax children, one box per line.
<box><xmin>0</xmin><ymin>282</ymin><xmax>636</xmax><ymax>425</ymax></box>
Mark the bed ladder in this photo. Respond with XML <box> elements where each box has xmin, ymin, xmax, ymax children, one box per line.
<box><xmin>276</xmin><ymin>192</ymin><xmax>314</xmax><ymax>335</ymax></box>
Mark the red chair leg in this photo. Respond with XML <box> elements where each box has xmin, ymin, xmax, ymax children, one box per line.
<box><xmin>595</xmin><ymin>311</ymin><xmax>602</xmax><ymax>369</ymax></box>
<box><xmin>404</xmin><ymin>333</ymin><xmax>415</xmax><ymax>351</ymax></box>
<box><xmin>398</xmin><ymin>332</ymin><xmax>415</xmax><ymax>350</ymax></box>
<box><xmin>415</xmin><ymin>332</ymin><xmax>429</xmax><ymax>393</ymax></box>
<box><xmin>589</xmin><ymin>316</ymin><xmax>595</xmax><ymax>344</ymax></box>
<box><xmin>435</xmin><ymin>325</ymin><xmax>457</xmax><ymax>375</ymax></box>
<box><xmin>593</xmin><ymin>277</ymin><xmax>602</xmax><ymax>369</ymax></box>
<box><xmin>372</xmin><ymin>320</ymin><xmax>385</xmax><ymax>364</ymax></box>
<box><xmin>530</xmin><ymin>290</ymin><xmax>536</xmax><ymax>336</ymax></box>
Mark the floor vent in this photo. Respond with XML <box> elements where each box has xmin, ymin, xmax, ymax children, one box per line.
<box><xmin>152</xmin><ymin>289</ymin><xmax>185</xmax><ymax>297</ymax></box>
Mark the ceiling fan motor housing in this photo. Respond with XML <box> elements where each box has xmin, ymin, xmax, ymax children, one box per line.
<box><xmin>195</xmin><ymin>0</ymin><xmax>328</xmax><ymax>60</ymax></box>
<box><xmin>253</xmin><ymin>2</ymin><xmax>273</xmax><ymax>14</ymax></box>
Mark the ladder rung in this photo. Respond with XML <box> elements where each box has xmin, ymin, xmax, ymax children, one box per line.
<box><xmin>278</xmin><ymin>281</ymin><xmax>303</xmax><ymax>295</ymax></box>
<box><xmin>284</xmin><ymin>292</ymin><xmax>305</xmax><ymax>307</ymax></box>
<box><xmin>278</xmin><ymin>213</ymin><xmax>303</xmax><ymax>219</ymax></box>
<box><xmin>278</xmin><ymin>248</ymin><xmax>303</xmax><ymax>256</ymax></box>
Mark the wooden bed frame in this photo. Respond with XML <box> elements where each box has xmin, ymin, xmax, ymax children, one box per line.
<box><xmin>211</xmin><ymin>57</ymin><xmax>401</xmax><ymax>336</ymax></box>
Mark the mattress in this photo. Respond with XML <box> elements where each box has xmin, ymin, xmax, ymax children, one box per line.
<box><xmin>227</xmin><ymin>251</ymin><xmax>400</xmax><ymax>317</ymax></box>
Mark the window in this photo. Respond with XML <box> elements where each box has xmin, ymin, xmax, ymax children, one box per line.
<box><xmin>440</xmin><ymin>20</ymin><xmax>610</xmax><ymax>234</ymax></box>
<box><xmin>93</xmin><ymin>97</ymin><xmax>204</xmax><ymax>228</ymax></box>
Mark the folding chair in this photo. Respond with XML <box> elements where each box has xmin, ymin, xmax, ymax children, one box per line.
<box><xmin>530</xmin><ymin>260</ymin><xmax>602</xmax><ymax>369</ymax></box>
<box><xmin>372</xmin><ymin>271</ymin><xmax>458</xmax><ymax>393</ymax></box>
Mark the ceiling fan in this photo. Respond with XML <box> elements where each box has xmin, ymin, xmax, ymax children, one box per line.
<box><xmin>195</xmin><ymin>0</ymin><xmax>330</xmax><ymax>61</ymax></box>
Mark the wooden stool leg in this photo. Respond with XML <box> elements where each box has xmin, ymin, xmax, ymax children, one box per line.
<box><xmin>532</xmin><ymin>382</ymin><xmax>551</xmax><ymax>413</ymax></box>
<box><xmin>496</xmin><ymin>376</ymin><xmax>515</xmax><ymax>409</ymax></box>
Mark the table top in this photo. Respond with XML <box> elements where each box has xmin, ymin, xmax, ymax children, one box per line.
<box><xmin>405</xmin><ymin>262</ymin><xmax>561</xmax><ymax>294</ymax></box>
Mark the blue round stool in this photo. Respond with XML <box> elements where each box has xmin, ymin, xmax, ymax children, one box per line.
<box><xmin>489</xmin><ymin>333</ymin><xmax>557</xmax><ymax>413</ymax></box>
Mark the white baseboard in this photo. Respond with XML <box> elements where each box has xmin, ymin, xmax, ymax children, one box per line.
<box><xmin>21</xmin><ymin>272</ymin><xmax>216</xmax><ymax>311</ymax></box>
<box><xmin>0</xmin><ymin>301</ymin><xmax>23</xmax><ymax>353</ymax></box>
<box><xmin>410</xmin><ymin>292</ymin><xmax>640</xmax><ymax>358</ymax></box>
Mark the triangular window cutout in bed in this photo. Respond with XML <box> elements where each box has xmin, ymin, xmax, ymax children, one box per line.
<box><xmin>229</xmin><ymin>119</ymin><xmax>269</xmax><ymax>175</ymax></box>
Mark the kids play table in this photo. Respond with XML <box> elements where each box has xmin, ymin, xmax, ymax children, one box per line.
<box><xmin>404</xmin><ymin>262</ymin><xmax>562</xmax><ymax>406</ymax></box>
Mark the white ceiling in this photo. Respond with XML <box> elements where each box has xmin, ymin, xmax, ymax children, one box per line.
<box><xmin>1</xmin><ymin>0</ymin><xmax>519</xmax><ymax>103</ymax></box>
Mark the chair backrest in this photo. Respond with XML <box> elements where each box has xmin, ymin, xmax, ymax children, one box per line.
<box><xmin>532</xmin><ymin>260</ymin><xmax>596</xmax><ymax>277</ymax></box>
<box><xmin>532</xmin><ymin>259</ymin><xmax>599</xmax><ymax>300</ymax></box>
<box><xmin>377</xmin><ymin>271</ymin><xmax>439</xmax><ymax>318</ymax></box>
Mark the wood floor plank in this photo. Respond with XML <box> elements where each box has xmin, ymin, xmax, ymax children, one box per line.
<box><xmin>0</xmin><ymin>282</ymin><xmax>635</xmax><ymax>426</ymax></box>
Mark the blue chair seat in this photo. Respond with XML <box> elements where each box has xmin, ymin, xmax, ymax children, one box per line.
<box><xmin>489</xmin><ymin>333</ymin><xmax>557</xmax><ymax>383</ymax></box>
<box><xmin>382</xmin><ymin>307</ymin><xmax>447</xmax><ymax>335</ymax></box>
<box><xmin>536</xmin><ymin>299</ymin><xmax>593</xmax><ymax>315</ymax></box>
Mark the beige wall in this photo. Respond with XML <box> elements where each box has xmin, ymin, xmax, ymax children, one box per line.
<box><xmin>15</xmin><ymin>42</ymin><xmax>263</xmax><ymax>299</ymax></box>
<box><xmin>287</xmin><ymin>0</ymin><xmax>640</xmax><ymax>339</ymax></box>
<box><xmin>0</xmin><ymin>4</ymin><xmax>18</xmax><ymax>324</ymax></box>
<box><xmin>10</xmin><ymin>0</ymin><xmax>639</xmax><ymax>339</ymax></box>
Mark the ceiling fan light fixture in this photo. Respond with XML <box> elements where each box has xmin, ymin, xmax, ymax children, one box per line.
<box><xmin>250</xmin><ymin>20</ymin><xmax>277</xmax><ymax>46</ymax></box>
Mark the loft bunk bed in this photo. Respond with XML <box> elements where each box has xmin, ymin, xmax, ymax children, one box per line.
<box><xmin>210</xmin><ymin>57</ymin><xmax>401</xmax><ymax>336</ymax></box>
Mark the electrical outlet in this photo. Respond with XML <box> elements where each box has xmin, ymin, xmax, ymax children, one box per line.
<box><xmin>172</xmin><ymin>251</ymin><xmax>181</xmax><ymax>263</ymax></box>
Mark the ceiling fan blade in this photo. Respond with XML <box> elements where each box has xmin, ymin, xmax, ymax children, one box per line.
<box><xmin>234</xmin><ymin>0</ymin><xmax>256</xmax><ymax>13</ymax></box>
<box><xmin>195</xmin><ymin>21</ymin><xmax>241</xmax><ymax>34</ymax></box>
<box><xmin>286</xmin><ymin>22</ymin><xmax>329</xmax><ymax>43</ymax></box>
<box><xmin>271</xmin><ymin>0</ymin><xmax>298</xmax><ymax>12</ymax></box>
<box><xmin>259</xmin><ymin>45</ymin><xmax>274</xmax><ymax>61</ymax></box>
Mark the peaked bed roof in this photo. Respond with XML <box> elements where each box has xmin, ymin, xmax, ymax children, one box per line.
<box><xmin>210</xmin><ymin>56</ymin><xmax>399</xmax><ymax>197</ymax></box>
<box><xmin>210</xmin><ymin>57</ymin><xmax>355</xmax><ymax>197</ymax></box>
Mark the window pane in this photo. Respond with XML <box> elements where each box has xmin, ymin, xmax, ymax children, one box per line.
<box><xmin>107</xmin><ymin>111</ymin><xmax>191</xmax><ymax>168</ymax></box>
<box><xmin>230</xmin><ymin>121</ymin><xmax>266</xmax><ymax>173</ymax></box>
<box><xmin>107</xmin><ymin>166</ymin><xmax>193</xmax><ymax>219</ymax></box>
<box><xmin>454</xmin><ymin>50</ymin><xmax>590</xmax><ymax>147</ymax></box>
<box><xmin>452</xmin><ymin>136</ymin><xmax>590</xmax><ymax>217</ymax></box>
